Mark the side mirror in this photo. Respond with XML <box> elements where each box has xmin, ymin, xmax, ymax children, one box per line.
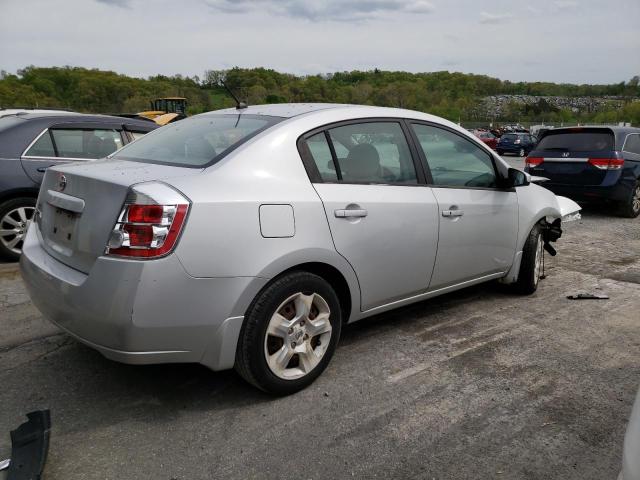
<box><xmin>506</xmin><ymin>168</ymin><xmax>530</xmax><ymax>188</ymax></box>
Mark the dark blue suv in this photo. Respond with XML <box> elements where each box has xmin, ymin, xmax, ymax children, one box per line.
<box><xmin>524</xmin><ymin>126</ymin><xmax>640</xmax><ymax>218</ymax></box>
<box><xmin>496</xmin><ymin>132</ymin><xmax>537</xmax><ymax>157</ymax></box>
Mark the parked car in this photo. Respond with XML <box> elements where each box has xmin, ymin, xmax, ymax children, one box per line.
<box><xmin>0</xmin><ymin>108</ymin><xmax>75</xmax><ymax>118</ymax></box>
<box><xmin>20</xmin><ymin>104</ymin><xmax>580</xmax><ymax>395</ymax></box>
<box><xmin>497</xmin><ymin>132</ymin><xmax>537</xmax><ymax>157</ymax></box>
<box><xmin>525</xmin><ymin>126</ymin><xmax>640</xmax><ymax>217</ymax></box>
<box><xmin>0</xmin><ymin>113</ymin><xmax>157</xmax><ymax>260</ymax></box>
<box><xmin>472</xmin><ymin>129</ymin><xmax>498</xmax><ymax>150</ymax></box>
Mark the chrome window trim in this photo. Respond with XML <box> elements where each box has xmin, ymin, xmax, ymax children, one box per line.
<box><xmin>21</xmin><ymin>156</ymin><xmax>91</xmax><ymax>162</ymax></box>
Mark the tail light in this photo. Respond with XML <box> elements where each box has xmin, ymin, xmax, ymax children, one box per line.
<box><xmin>525</xmin><ymin>157</ymin><xmax>544</xmax><ymax>167</ymax></box>
<box><xmin>588</xmin><ymin>158</ymin><xmax>624</xmax><ymax>170</ymax></box>
<box><xmin>106</xmin><ymin>183</ymin><xmax>190</xmax><ymax>259</ymax></box>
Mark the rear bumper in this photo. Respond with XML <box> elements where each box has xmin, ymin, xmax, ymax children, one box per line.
<box><xmin>539</xmin><ymin>182</ymin><xmax>631</xmax><ymax>203</ymax></box>
<box><xmin>20</xmin><ymin>225</ymin><xmax>268</xmax><ymax>370</ymax></box>
<box><xmin>497</xmin><ymin>144</ymin><xmax>528</xmax><ymax>153</ymax></box>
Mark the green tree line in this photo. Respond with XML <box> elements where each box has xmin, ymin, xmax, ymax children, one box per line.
<box><xmin>1</xmin><ymin>66</ymin><xmax>639</xmax><ymax>124</ymax></box>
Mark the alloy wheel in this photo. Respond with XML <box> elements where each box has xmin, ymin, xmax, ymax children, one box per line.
<box><xmin>519</xmin><ymin>148</ymin><xmax>525</xmax><ymax>157</ymax></box>
<box><xmin>0</xmin><ymin>206</ymin><xmax>35</xmax><ymax>255</ymax></box>
<box><xmin>264</xmin><ymin>292</ymin><xmax>333</xmax><ymax>380</ymax></box>
<box><xmin>533</xmin><ymin>234</ymin><xmax>543</xmax><ymax>286</ymax></box>
<box><xmin>632</xmin><ymin>185</ymin><xmax>640</xmax><ymax>214</ymax></box>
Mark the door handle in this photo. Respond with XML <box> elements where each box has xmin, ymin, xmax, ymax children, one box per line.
<box><xmin>36</xmin><ymin>165</ymin><xmax>56</xmax><ymax>173</ymax></box>
<box><xmin>442</xmin><ymin>209</ymin><xmax>464</xmax><ymax>217</ymax></box>
<box><xmin>334</xmin><ymin>209</ymin><xmax>368</xmax><ymax>218</ymax></box>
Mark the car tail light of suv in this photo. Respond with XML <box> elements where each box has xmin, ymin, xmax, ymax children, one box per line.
<box><xmin>525</xmin><ymin>157</ymin><xmax>544</xmax><ymax>167</ymax></box>
<box><xmin>106</xmin><ymin>183</ymin><xmax>190</xmax><ymax>258</ymax></box>
<box><xmin>587</xmin><ymin>157</ymin><xmax>625</xmax><ymax>170</ymax></box>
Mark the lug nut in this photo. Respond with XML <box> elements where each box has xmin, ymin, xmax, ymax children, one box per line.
<box><xmin>291</xmin><ymin>342</ymin><xmax>296</xmax><ymax>348</ymax></box>
<box><xmin>288</xmin><ymin>327</ymin><xmax>294</xmax><ymax>334</ymax></box>
<box><xmin>304</xmin><ymin>334</ymin><xmax>309</xmax><ymax>340</ymax></box>
<box><xmin>300</xmin><ymin>320</ymin><xmax>305</xmax><ymax>326</ymax></box>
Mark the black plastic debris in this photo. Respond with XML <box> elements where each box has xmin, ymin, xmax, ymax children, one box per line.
<box><xmin>3</xmin><ymin>410</ymin><xmax>51</xmax><ymax>480</ymax></box>
<box><xmin>567</xmin><ymin>293</ymin><xmax>610</xmax><ymax>300</ymax></box>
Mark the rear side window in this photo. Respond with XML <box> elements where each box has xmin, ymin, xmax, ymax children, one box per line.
<box><xmin>536</xmin><ymin>130</ymin><xmax>614</xmax><ymax>152</ymax></box>
<box><xmin>304</xmin><ymin>122</ymin><xmax>418</xmax><ymax>184</ymax></box>
<box><xmin>623</xmin><ymin>134</ymin><xmax>640</xmax><ymax>155</ymax></box>
<box><xmin>24</xmin><ymin>131</ymin><xmax>56</xmax><ymax>157</ymax></box>
<box><xmin>51</xmin><ymin>129</ymin><xmax>123</xmax><ymax>159</ymax></box>
<box><xmin>112</xmin><ymin>115</ymin><xmax>281</xmax><ymax>167</ymax></box>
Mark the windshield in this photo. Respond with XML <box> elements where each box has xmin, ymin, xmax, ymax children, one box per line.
<box><xmin>536</xmin><ymin>130</ymin><xmax>614</xmax><ymax>152</ymax></box>
<box><xmin>112</xmin><ymin>114</ymin><xmax>282</xmax><ymax>167</ymax></box>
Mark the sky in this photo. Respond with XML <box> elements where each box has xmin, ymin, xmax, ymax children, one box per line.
<box><xmin>0</xmin><ymin>0</ymin><xmax>638</xmax><ymax>84</ymax></box>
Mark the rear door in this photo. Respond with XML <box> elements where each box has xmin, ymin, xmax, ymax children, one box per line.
<box><xmin>299</xmin><ymin>120</ymin><xmax>439</xmax><ymax>311</ymax></box>
<box><xmin>21</xmin><ymin>124</ymin><xmax>126</xmax><ymax>184</ymax></box>
<box><xmin>526</xmin><ymin>128</ymin><xmax>617</xmax><ymax>185</ymax></box>
<box><xmin>409</xmin><ymin>123</ymin><xmax>518</xmax><ymax>290</ymax></box>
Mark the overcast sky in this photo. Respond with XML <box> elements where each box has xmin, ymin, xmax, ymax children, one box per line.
<box><xmin>1</xmin><ymin>0</ymin><xmax>638</xmax><ymax>84</ymax></box>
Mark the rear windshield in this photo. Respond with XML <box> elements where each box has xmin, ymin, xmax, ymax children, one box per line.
<box><xmin>536</xmin><ymin>130</ymin><xmax>614</xmax><ymax>152</ymax></box>
<box><xmin>502</xmin><ymin>134</ymin><xmax>518</xmax><ymax>141</ymax></box>
<box><xmin>112</xmin><ymin>114</ymin><xmax>282</xmax><ymax>167</ymax></box>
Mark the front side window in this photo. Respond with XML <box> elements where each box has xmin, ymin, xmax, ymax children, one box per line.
<box><xmin>304</xmin><ymin>122</ymin><xmax>418</xmax><ymax>184</ymax></box>
<box><xmin>51</xmin><ymin>129</ymin><xmax>123</xmax><ymax>159</ymax></box>
<box><xmin>411</xmin><ymin>124</ymin><xmax>497</xmax><ymax>188</ymax></box>
<box><xmin>112</xmin><ymin>114</ymin><xmax>282</xmax><ymax>167</ymax></box>
<box><xmin>24</xmin><ymin>131</ymin><xmax>56</xmax><ymax>157</ymax></box>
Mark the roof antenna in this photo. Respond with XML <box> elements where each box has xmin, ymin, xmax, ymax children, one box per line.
<box><xmin>220</xmin><ymin>80</ymin><xmax>247</xmax><ymax>110</ymax></box>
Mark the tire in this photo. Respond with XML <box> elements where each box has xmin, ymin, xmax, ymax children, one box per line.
<box><xmin>518</xmin><ymin>148</ymin><xmax>526</xmax><ymax>157</ymax></box>
<box><xmin>512</xmin><ymin>223</ymin><xmax>544</xmax><ymax>295</ymax></box>
<box><xmin>235</xmin><ymin>271</ymin><xmax>342</xmax><ymax>395</ymax></box>
<box><xmin>497</xmin><ymin>149</ymin><xmax>504</xmax><ymax>156</ymax></box>
<box><xmin>618</xmin><ymin>181</ymin><xmax>640</xmax><ymax>218</ymax></box>
<box><xmin>0</xmin><ymin>197</ymin><xmax>36</xmax><ymax>261</ymax></box>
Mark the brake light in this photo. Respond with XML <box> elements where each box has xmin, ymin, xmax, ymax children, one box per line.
<box><xmin>525</xmin><ymin>157</ymin><xmax>544</xmax><ymax>167</ymax></box>
<box><xmin>587</xmin><ymin>158</ymin><xmax>624</xmax><ymax>170</ymax></box>
<box><xmin>106</xmin><ymin>183</ymin><xmax>190</xmax><ymax>259</ymax></box>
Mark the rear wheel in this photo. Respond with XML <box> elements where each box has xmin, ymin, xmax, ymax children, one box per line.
<box><xmin>618</xmin><ymin>181</ymin><xmax>640</xmax><ymax>218</ymax></box>
<box><xmin>518</xmin><ymin>148</ymin><xmax>526</xmax><ymax>157</ymax></box>
<box><xmin>235</xmin><ymin>271</ymin><xmax>342</xmax><ymax>395</ymax></box>
<box><xmin>0</xmin><ymin>197</ymin><xmax>36</xmax><ymax>261</ymax></box>
<box><xmin>512</xmin><ymin>223</ymin><xmax>544</xmax><ymax>295</ymax></box>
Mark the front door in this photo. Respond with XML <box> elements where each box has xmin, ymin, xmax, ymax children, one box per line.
<box><xmin>299</xmin><ymin>120</ymin><xmax>439</xmax><ymax>311</ymax></box>
<box><xmin>409</xmin><ymin>122</ymin><xmax>518</xmax><ymax>290</ymax></box>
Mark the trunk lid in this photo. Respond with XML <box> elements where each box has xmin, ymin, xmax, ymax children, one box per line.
<box><xmin>35</xmin><ymin>159</ymin><xmax>201</xmax><ymax>273</ymax></box>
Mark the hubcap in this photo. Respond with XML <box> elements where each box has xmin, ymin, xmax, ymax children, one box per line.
<box><xmin>519</xmin><ymin>148</ymin><xmax>525</xmax><ymax>157</ymax></box>
<box><xmin>0</xmin><ymin>206</ymin><xmax>35</xmax><ymax>255</ymax></box>
<box><xmin>632</xmin><ymin>185</ymin><xmax>640</xmax><ymax>213</ymax></box>
<box><xmin>533</xmin><ymin>234</ymin><xmax>543</xmax><ymax>285</ymax></box>
<box><xmin>264</xmin><ymin>292</ymin><xmax>333</xmax><ymax>380</ymax></box>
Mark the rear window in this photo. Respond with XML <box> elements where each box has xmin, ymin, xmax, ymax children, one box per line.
<box><xmin>502</xmin><ymin>134</ymin><xmax>518</xmax><ymax>141</ymax></box>
<box><xmin>112</xmin><ymin>114</ymin><xmax>282</xmax><ymax>167</ymax></box>
<box><xmin>536</xmin><ymin>130</ymin><xmax>614</xmax><ymax>152</ymax></box>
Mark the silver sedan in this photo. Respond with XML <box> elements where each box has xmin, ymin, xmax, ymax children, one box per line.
<box><xmin>20</xmin><ymin>104</ymin><xmax>580</xmax><ymax>394</ymax></box>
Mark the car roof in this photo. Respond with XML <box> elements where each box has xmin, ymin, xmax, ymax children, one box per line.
<box><xmin>206</xmin><ymin>103</ymin><xmax>356</xmax><ymax>119</ymax></box>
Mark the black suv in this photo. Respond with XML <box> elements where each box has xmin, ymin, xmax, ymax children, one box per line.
<box><xmin>0</xmin><ymin>113</ymin><xmax>157</xmax><ymax>260</ymax></box>
<box><xmin>525</xmin><ymin>126</ymin><xmax>640</xmax><ymax>217</ymax></box>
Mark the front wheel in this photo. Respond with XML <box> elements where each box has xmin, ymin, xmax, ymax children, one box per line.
<box><xmin>235</xmin><ymin>271</ymin><xmax>342</xmax><ymax>395</ymax></box>
<box><xmin>512</xmin><ymin>223</ymin><xmax>544</xmax><ymax>295</ymax></box>
<box><xmin>618</xmin><ymin>181</ymin><xmax>640</xmax><ymax>218</ymax></box>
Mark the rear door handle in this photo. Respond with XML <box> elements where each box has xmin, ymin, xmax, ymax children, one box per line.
<box><xmin>442</xmin><ymin>209</ymin><xmax>464</xmax><ymax>217</ymax></box>
<box><xmin>36</xmin><ymin>165</ymin><xmax>56</xmax><ymax>173</ymax></box>
<box><xmin>334</xmin><ymin>209</ymin><xmax>368</xmax><ymax>218</ymax></box>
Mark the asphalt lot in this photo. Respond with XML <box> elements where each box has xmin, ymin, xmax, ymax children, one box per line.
<box><xmin>1</xmin><ymin>156</ymin><xmax>639</xmax><ymax>479</ymax></box>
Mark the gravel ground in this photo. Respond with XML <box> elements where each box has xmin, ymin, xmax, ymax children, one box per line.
<box><xmin>0</xmin><ymin>163</ymin><xmax>638</xmax><ymax>479</ymax></box>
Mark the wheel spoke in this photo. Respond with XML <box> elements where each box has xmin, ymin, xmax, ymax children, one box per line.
<box><xmin>2</xmin><ymin>215</ymin><xmax>19</xmax><ymax>227</ymax></box>
<box><xmin>268</xmin><ymin>345</ymin><xmax>294</xmax><ymax>373</ymax></box>
<box><xmin>306</xmin><ymin>312</ymin><xmax>332</xmax><ymax>337</ymax></box>
<box><xmin>17</xmin><ymin>208</ymin><xmax>28</xmax><ymax>223</ymax></box>
<box><xmin>294</xmin><ymin>293</ymin><xmax>314</xmax><ymax>320</ymax></box>
<box><xmin>267</xmin><ymin>313</ymin><xmax>291</xmax><ymax>339</ymax></box>
<box><xmin>0</xmin><ymin>228</ymin><xmax>19</xmax><ymax>237</ymax></box>
<box><xmin>298</xmin><ymin>343</ymin><xmax>320</xmax><ymax>373</ymax></box>
<box><xmin>6</xmin><ymin>236</ymin><xmax>21</xmax><ymax>249</ymax></box>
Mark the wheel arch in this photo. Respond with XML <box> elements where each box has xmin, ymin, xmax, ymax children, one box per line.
<box><xmin>0</xmin><ymin>188</ymin><xmax>39</xmax><ymax>206</ymax></box>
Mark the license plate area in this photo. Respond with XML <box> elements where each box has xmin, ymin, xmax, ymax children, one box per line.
<box><xmin>50</xmin><ymin>208</ymin><xmax>77</xmax><ymax>249</ymax></box>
